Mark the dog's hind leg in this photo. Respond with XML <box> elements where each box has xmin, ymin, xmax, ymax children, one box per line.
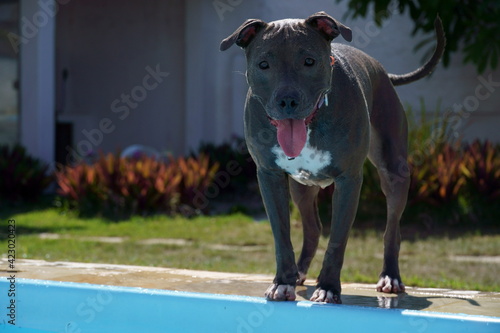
<box><xmin>368</xmin><ymin>83</ymin><xmax>410</xmax><ymax>294</ymax></box>
<box><xmin>289</xmin><ymin>179</ymin><xmax>322</xmax><ymax>285</ymax></box>
<box><xmin>372</xmin><ymin>157</ymin><xmax>409</xmax><ymax>294</ymax></box>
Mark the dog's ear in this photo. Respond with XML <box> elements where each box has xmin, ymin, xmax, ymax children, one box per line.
<box><xmin>305</xmin><ymin>12</ymin><xmax>352</xmax><ymax>42</ymax></box>
<box><xmin>220</xmin><ymin>19</ymin><xmax>267</xmax><ymax>51</ymax></box>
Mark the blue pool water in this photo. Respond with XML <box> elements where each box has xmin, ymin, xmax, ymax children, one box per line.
<box><xmin>1</xmin><ymin>279</ymin><xmax>499</xmax><ymax>332</ymax></box>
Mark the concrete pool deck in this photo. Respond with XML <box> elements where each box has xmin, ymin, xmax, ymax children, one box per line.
<box><xmin>2</xmin><ymin>259</ymin><xmax>499</xmax><ymax>318</ymax></box>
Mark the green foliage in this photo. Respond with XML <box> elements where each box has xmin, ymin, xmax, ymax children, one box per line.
<box><xmin>460</xmin><ymin>140</ymin><xmax>500</xmax><ymax>200</ymax></box>
<box><xmin>406</xmin><ymin>99</ymin><xmax>453</xmax><ymax>155</ymax></box>
<box><xmin>402</xmin><ymin>102</ymin><xmax>500</xmax><ymax>224</ymax></box>
<box><xmin>195</xmin><ymin>137</ymin><xmax>257</xmax><ymax>192</ymax></box>
<box><xmin>408</xmin><ymin>143</ymin><xmax>466</xmax><ymax>206</ymax></box>
<box><xmin>404</xmin><ymin>99</ymin><xmax>500</xmax><ymax>224</ymax></box>
<box><xmin>459</xmin><ymin>140</ymin><xmax>500</xmax><ymax>222</ymax></box>
<box><xmin>339</xmin><ymin>0</ymin><xmax>500</xmax><ymax>73</ymax></box>
<box><xmin>0</xmin><ymin>144</ymin><xmax>52</xmax><ymax>202</ymax></box>
<box><xmin>55</xmin><ymin>153</ymin><xmax>219</xmax><ymax>218</ymax></box>
<box><xmin>407</xmin><ymin>139</ymin><xmax>500</xmax><ymax>225</ymax></box>
<box><xmin>172</xmin><ymin>154</ymin><xmax>220</xmax><ymax>210</ymax></box>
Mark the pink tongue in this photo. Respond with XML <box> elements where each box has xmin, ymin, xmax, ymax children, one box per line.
<box><xmin>275</xmin><ymin>118</ymin><xmax>307</xmax><ymax>158</ymax></box>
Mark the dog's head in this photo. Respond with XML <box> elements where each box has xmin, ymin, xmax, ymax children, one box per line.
<box><xmin>221</xmin><ymin>12</ymin><xmax>351</xmax><ymax>157</ymax></box>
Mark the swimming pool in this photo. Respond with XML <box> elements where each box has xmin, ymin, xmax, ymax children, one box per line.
<box><xmin>1</xmin><ymin>278</ymin><xmax>499</xmax><ymax>332</ymax></box>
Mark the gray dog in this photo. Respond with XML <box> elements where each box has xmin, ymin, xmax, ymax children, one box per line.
<box><xmin>220</xmin><ymin>11</ymin><xmax>445</xmax><ymax>303</ymax></box>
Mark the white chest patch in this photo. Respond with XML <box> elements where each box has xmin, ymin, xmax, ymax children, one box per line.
<box><xmin>272</xmin><ymin>130</ymin><xmax>333</xmax><ymax>188</ymax></box>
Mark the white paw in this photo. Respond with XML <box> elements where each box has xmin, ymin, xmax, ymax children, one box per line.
<box><xmin>310</xmin><ymin>288</ymin><xmax>341</xmax><ymax>304</ymax></box>
<box><xmin>265</xmin><ymin>283</ymin><xmax>296</xmax><ymax>301</ymax></box>
<box><xmin>376</xmin><ymin>275</ymin><xmax>405</xmax><ymax>293</ymax></box>
<box><xmin>297</xmin><ymin>272</ymin><xmax>307</xmax><ymax>285</ymax></box>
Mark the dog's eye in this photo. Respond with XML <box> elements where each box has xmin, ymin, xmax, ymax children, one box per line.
<box><xmin>258</xmin><ymin>61</ymin><xmax>269</xmax><ymax>70</ymax></box>
<box><xmin>304</xmin><ymin>58</ymin><xmax>315</xmax><ymax>67</ymax></box>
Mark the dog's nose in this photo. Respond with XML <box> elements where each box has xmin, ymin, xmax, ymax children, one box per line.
<box><xmin>278</xmin><ymin>96</ymin><xmax>299</xmax><ymax>114</ymax></box>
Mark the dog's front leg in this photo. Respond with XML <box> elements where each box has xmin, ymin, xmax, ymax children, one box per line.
<box><xmin>258</xmin><ymin>168</ymin><xmax>297</xmax><ymax>301</ymax></box>
<box><xmin>311</xmin><ymin>173</ymin><xmax>363</xmax><ymax>304</ymax></box>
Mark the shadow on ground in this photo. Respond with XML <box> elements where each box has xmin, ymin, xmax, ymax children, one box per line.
<box><xmin>297</xmin><ymin>285</ymin><xmax>482</xmax><ymax>311</ymax></box>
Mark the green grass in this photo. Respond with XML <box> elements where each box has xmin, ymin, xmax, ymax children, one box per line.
<box><xmin>2</xmin><ymin>203</ymin><xmax>499</xmax><ymax>292</ymax></box>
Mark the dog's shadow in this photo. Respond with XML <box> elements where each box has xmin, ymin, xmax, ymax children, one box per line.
<box><xmin>296</xmin><ymin>285</ymin><xmax>480</xmax><ymax>311</ymax></box>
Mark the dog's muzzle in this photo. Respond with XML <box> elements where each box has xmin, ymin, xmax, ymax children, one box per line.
<box><xmin>268</xmin><ymin>92</ymin><xmax>329</xmax><ymax>158</ymax></box>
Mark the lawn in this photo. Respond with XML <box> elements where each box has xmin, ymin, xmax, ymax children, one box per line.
<box><xmin>2</xmin><ymin>202</ymin><xmax>499</xmax><ymax>292</ymax></box>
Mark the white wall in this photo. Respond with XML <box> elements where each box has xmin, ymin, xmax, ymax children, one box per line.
<box><xmin>184</xmin><ymin>0</ymin><xmax>257</xmax><ymax>152</ymax></box>
<box><xmin>19</xmin><ymin>0</ymin><xmax>55</xmax><ymax>166</ymax></box>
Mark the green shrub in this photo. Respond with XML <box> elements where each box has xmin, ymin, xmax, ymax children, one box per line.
<box><xmin>171</xmin><ymin>154</ymin><xmax>219</xmax><ymax>212</ymax></box>
<box><xmin>408</xmin><ymin>144</ymin><xmax>466</xmax><ymax>207</ymax></box>
<box><xmin>55</xmin><ymin>153</ymin><xmax>219</xmax><ymax>218</ymax></box>
<box><xmin>0</xmin><ymin>144</ymin><xmax>52</xmax><ymax>202</ymax></box>
<box><xmin>461</xmin><ymin>140</ymin><xmax>500</xmax><ymax>200</ymax></box>
<box><xmin>406</xmin><ymin>99</ymin><xmax>452</xmax><ymax>156</ymax></box>
<box><xmin>195</xmin><ymin>137</ymin><xmax>257</xmax><ymax>193</ymax></box>
<box><xmin>459</xmin><ymin>140</ymin><xmax>500</xmax><ymax>222</ymax></box>
<box><xmin>406</xmin><ymin>140</ymin><xmax>500</xmax><ymax>225</ymax></box>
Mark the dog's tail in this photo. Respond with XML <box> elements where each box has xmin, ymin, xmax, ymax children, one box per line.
<box><xmin>389</xmin><ymin>16</ymin><xmax>446</xmax><ymax>86</ymax></box>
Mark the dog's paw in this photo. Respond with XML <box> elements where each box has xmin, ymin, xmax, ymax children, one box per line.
<box><xmin>376</xmin><ymin>275</ymin><xmax>405</xmax><ymax>293</ymax></box>
<box><xmin>310</xmin><ymin>288</ymin><xmax>341</xmax><ymax>304</ymax></box>
<box><xmin>265</xmin><ymin>283</ymin><xmax>296</xmax><ymax>301</ymax></box>
<box><xmin>296</xmin><ymin>272</ymin><xmax>307</xmax><ymax>286</ymax></box>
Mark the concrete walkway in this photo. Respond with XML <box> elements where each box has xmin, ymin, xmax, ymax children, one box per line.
<box><xmin>1</xmin><ymin>259</ymin><xmax>499</xmax><ymax>318</ymax></box>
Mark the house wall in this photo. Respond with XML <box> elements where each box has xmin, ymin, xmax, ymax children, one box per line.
<box><xmin>56</xmin><ymin>0</ymin><xmax>186</xmax><ymax>161</ymax></box>
<box><xmin>184</xmin><ymin>0</ymin><xmax>252</xmax><ymax>153</ymax></box>
<box><xmin>19</xmin><ymin>0</ymin><xmax>55</xmax><ymax>166</ymax></box>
